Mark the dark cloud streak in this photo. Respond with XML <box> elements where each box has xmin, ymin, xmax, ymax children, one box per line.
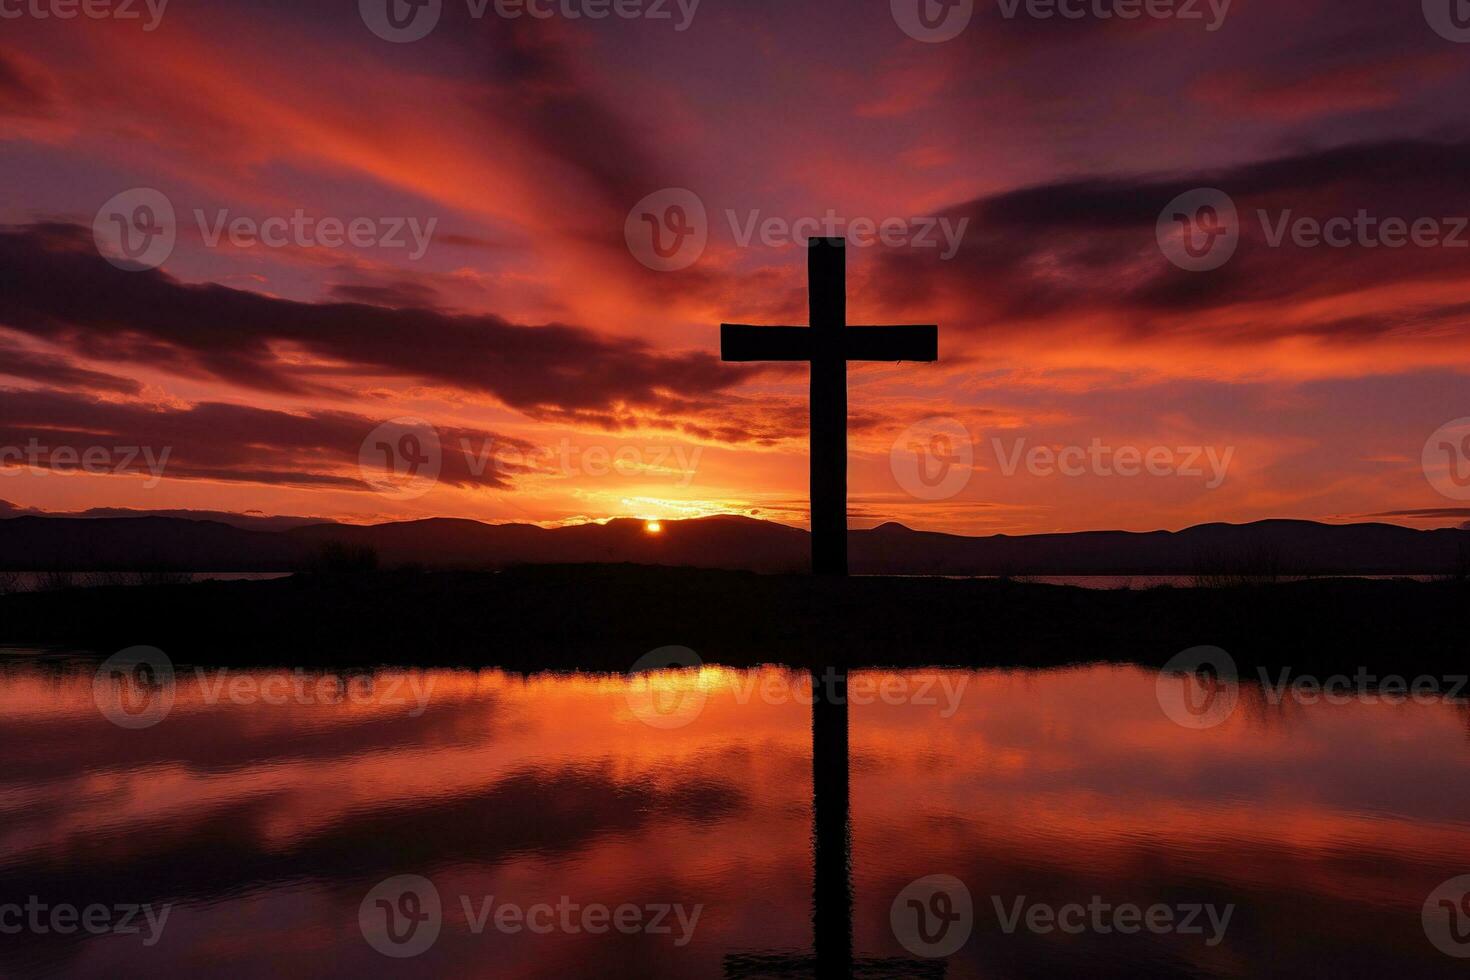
<box><xmin>875</xmin><ymin>138</ymin><xmax>1470</xmax><ymax>345</ymax></box>
<box><xmin>0</xmin><ymin>223</ymin><xmax>752</xmax><ymax>418</ymax></box>
<box><xmin>0</xmin><ymin>388</ymin><xmax>530</xmax><ymax>491</ymax></box>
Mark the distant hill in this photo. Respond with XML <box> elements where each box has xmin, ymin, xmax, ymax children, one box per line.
<box><xmin>47</xmin><ymin>507</ymin><xmax>331</xmax><ymax>532</ymax></box>
<box><xmin>849</xmin><ymin>519</ymin><xmax>1470</xmax><ymax>576</ymax></box>
<box><xmin>2</xmin><ymin>513</ymin><xmax>1468</xmax><ymax>576</ymax></box>
<box><xmin>0</xmin><ymin>502</ymin><xmax>328</xmax><ymax>531</ymax></box>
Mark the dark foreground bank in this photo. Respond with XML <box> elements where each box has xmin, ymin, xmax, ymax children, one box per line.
<box><xmin>0</xmin><ymin>564</ymin><xmax>1462</xmax><ymax>676</ymax></box>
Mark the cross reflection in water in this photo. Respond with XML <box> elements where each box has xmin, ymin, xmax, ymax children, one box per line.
<box><xmin>723</xmin><ymin>668</ymin><xmax>947</xmax><ymax>979</ymax></box>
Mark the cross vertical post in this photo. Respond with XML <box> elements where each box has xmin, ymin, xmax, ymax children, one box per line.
<box><xmin>811</xmin><ymin>667</ymin><xmax>852</xmax><ymax>975</ymax></box>
<box><xmin>809</xmin><ymin>239</ymin><xmax>848</xmax><ymax>577</ymax></box>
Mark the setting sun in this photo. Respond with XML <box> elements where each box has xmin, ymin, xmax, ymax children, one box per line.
<box><xmin>645</xmin><ymin>521</ymin><xmax>663</xmax><ymax>534</ymax></box>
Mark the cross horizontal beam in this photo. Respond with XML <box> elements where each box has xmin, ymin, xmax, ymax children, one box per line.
<box><xmin>720</xmin><ymin>323</ymin><xmax>938</xmax><ymax>362</ymax></box>
<box><xmin>845</xmin><ymin>324</ymin><xmax>938</xmax><ymax>362</ymax></box>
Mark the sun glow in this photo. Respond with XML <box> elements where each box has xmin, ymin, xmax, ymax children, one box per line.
<box><xmin>645</xmin><ymin>520</ymin><xmax>663</xmax><ymax>533</ymax></box>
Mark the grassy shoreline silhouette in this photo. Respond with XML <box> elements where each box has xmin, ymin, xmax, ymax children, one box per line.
<box><xmin>1</xmin><ymin>565</ymin><xmax>1462</xmax><ymax>680</ymax></box>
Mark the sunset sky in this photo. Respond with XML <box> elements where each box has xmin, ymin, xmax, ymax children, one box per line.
<box><xmin>3</xmin><ymin>0</ymin><xmax>1470</xmax><ymax>534</ymax></box>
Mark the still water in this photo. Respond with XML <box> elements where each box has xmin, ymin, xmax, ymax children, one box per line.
<box><xmin>1</xmin><ymin>658</ymin><xmax>1467</xmax><ymax>977</ymax></box>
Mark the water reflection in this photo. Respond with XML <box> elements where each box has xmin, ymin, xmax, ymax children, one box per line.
<box><xmin>0</xmin><ymin>659</ymin><xmax>1466</xmax><ymax>977</ymax></box>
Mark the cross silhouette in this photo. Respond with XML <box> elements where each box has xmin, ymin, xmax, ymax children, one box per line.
<box><xmin>721</xmin><ymin>238</ymin><xmax>938</xmax><ymax>575</ymax></box>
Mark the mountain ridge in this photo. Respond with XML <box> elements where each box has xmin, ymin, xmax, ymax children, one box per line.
<box><xmin>2</xmin><ymin>513</ymin><xmax>1468</xmax><ymax>576</ymax></box>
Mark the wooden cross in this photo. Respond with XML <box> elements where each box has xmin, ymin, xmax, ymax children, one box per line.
<box><xmin>721</xmin><ymin>238</ymin><xmax>938</xmax><ymax>575</ymax></box>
